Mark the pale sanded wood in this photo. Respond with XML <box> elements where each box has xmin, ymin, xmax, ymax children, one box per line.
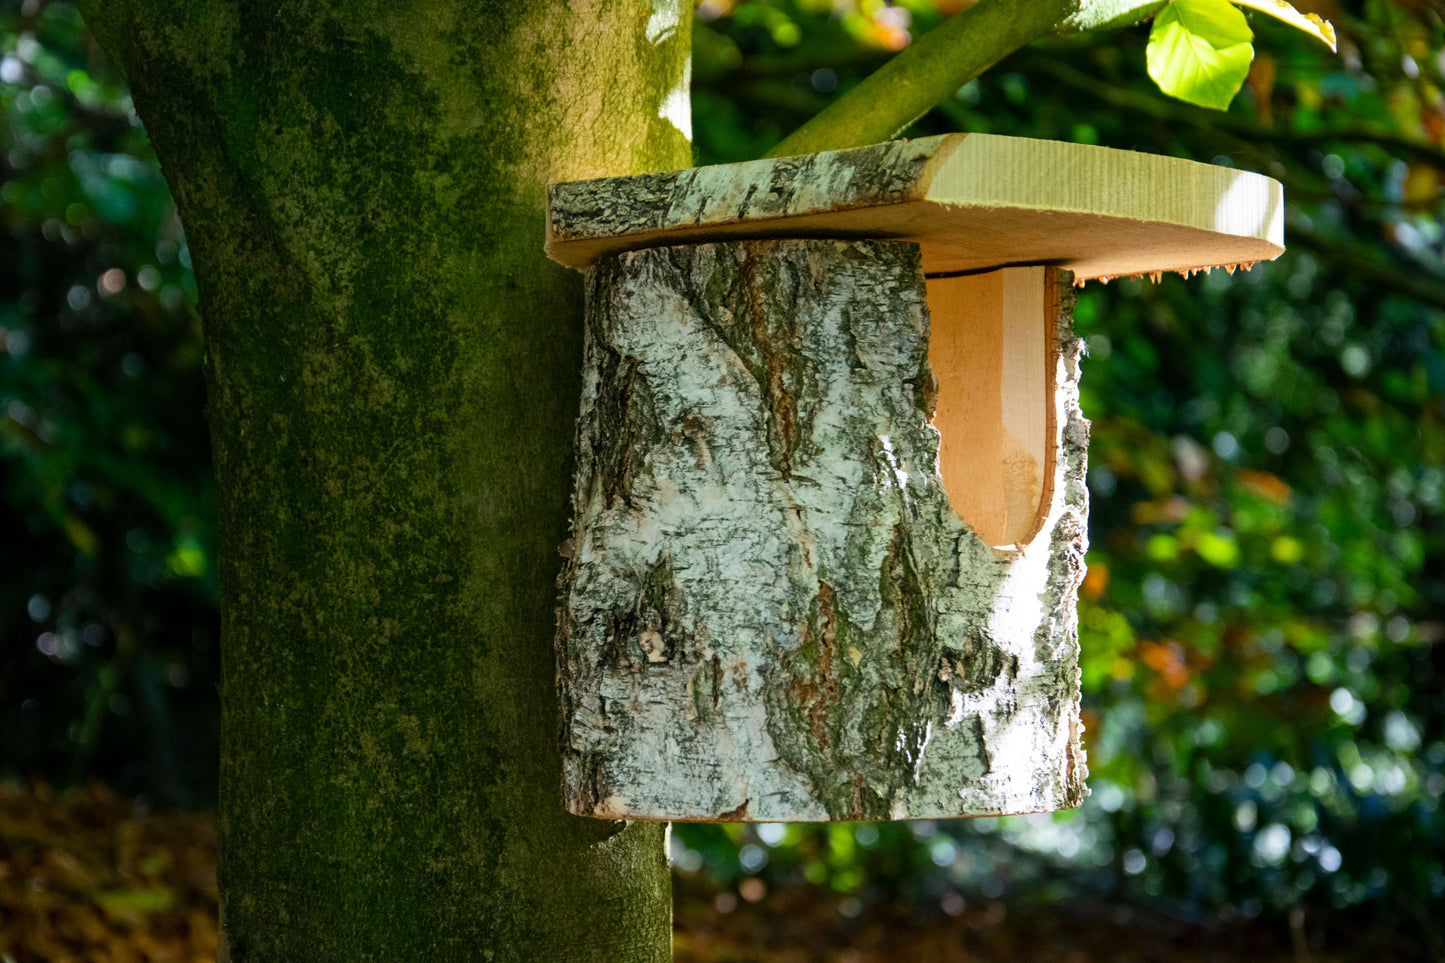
<box><xmin>547</xmin><ymin>133</ymin><xmax>1284</xmax><ymax>282</ymax></box>
<box><xmin>930</xmin><ymin>272</ymin><xmax>1006</xmax><ymax>542</ymax></box>
<box><xmin>928</xmin><ymin>267</ymin><xmax>1053</xmax><ymax>548</ymax></box>
<box><xmin>1000</xmin><ymin>267</ymin><xmax>1052</xmax><ymax>545</ymax></box>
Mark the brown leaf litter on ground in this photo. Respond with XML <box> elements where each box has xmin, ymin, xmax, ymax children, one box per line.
<box><xmin>0</xmin><ymin>781</ymin><xmax>216</xmax><ymax>963</ymax></box>
<box><xmin>0</xmin><ymin>780</ymin><xmax>1430</xmax><ymax>962</ymax></box>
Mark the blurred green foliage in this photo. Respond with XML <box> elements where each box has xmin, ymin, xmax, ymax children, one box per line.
<box><xmin>1</xmin><ymin>0</ymin><xmax>216</xmax><ymax>805</ymax></box>
<box><xmin>3</xmin><ymin>0</ymin><xmax>1442</xmax><ymax>951</ymax></box>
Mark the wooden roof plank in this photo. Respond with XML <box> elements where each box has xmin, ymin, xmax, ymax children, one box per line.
<box><xmin>546</xmin><ymin>134</ymin><xmax>1284</xmax><ymax>281</ymax></box>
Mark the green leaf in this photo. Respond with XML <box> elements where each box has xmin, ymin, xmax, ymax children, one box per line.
<box><xmin>1194</xmin><ymin>530</ymin><xmax>1241</xmax><ymax>568</ymax></box>
<box><xmin>96</xmin><ymin>887</ymin><xmax>177</xmax><ymax>917</ymax></box>
<box><xmin>1147</xmin><ymin>0</ymin><xmax>1254</xmax><ymax>111</ymax></box>
<box><xmin>1231</xmin><ymin>0</ymin><xmax>1336</xmax><ymax>51</ymax></box>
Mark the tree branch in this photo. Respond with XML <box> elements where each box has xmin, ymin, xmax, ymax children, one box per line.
<box><xmin>765</xmin><ymin>0</ymin><xmax>1167</xmax><ymax>158</ymax></box>
<box><xmin>73</xmin><ymin>0</ymin><xmax>136</xmax><ymax>83</ymax></box>
<box><xmin>766</xmin><ymin>0</ymin><xmax>1074</xmax><ymax>157</ymax></box>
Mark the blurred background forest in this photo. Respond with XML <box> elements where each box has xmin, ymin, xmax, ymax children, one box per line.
<box><xmin>2</xmin><ymin>0</ymin><xmax>1443</xmax><ymax>959</ymax></box>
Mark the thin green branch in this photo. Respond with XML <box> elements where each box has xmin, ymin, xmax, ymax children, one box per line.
<box><xmin>765</xmin><ymin>0</ymin><xmax>1168</xmax><ymax>158</ymax></box>
<box><xmin>766</xmin><ymin>0</ymin><xmax>1075</xmax><ymax>157</ymax></box>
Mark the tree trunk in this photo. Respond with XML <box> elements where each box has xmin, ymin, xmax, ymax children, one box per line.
<box><xmin>558</xmin><ymin>238</ymin><xmax>1090</xmax><ymax>822</ymax></box>
<box><xmin>74</xmin><ymin>1</ymin><xmax>692</xmax><ymax>958</ymax></box>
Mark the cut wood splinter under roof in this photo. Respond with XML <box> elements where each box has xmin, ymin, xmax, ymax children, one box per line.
<box><xmin>546</xmin><ymin>133</ymin><xmax>1284</xmax><ymax>282</ymax></box>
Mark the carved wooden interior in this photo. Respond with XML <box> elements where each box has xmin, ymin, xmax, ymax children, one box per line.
<box><xmin>926</xmin><ymin>266</ymin><xmax>1055</xmax><ymax>549</ymax></box>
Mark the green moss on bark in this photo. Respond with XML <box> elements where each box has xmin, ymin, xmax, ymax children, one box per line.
<box><xmin>74</xmin><ymin>0</ymin><xmax>692</xmax><ymax>959</ymax></box>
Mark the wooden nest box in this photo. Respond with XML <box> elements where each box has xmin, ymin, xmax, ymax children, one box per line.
<box><xmin>545</xmin><ymin>134</ymin><xmax>1282</xmax><ymax>822</ymax></box>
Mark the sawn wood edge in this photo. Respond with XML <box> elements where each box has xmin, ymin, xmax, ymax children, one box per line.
<box><xmin>545</xmin><ymin>134</ymin><xmax>1284</xmax><ymax>282</ymax></box>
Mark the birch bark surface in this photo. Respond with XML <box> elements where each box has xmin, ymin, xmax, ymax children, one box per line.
<box><xmin>559</xmin><ymin>239</ymin><xmax>1090</xmax><ymax>821</ymax></box>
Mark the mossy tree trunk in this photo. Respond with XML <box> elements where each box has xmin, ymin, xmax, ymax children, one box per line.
<box><xmin>74</xmin><ymin>1</ymin><xmax>693</xmax><ymax>958</ymax></box>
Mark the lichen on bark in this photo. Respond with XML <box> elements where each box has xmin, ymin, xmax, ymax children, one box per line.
<box><xmin>558</xmin><ymin>238</ymin><xmax>1089</xmax><ymax>822</ymax></box>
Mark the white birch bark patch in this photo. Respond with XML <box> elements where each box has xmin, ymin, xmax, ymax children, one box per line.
<box><xmin>555</xmin><ymin>238</ymin><xmax>1089</xmax><ymax>822</ymax></box>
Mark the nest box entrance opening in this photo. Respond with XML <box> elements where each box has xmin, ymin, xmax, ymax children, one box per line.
<box><xmin>927</xmin><ymin>265</ymin><xmax>1054</xmax><ymax>548</ymax></box>
<box><xmin>544</xmin><ymin>134</ymin><xmax>1284</xmax><ymax>823</ymax></box>
<box><xmin>548</xmin><ymin>133</ymin><xmax>1283</xmax><ymax>555</ymax></box>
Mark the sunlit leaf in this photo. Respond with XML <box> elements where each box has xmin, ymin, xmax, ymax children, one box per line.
<box><xmin>1271</xmin><ymin>535</ymin><xmax>1305</xmax><ymax>563</ymax></box>
<box><xmin>1146</xmin><ymin>533</ymin><xmax>1181</xmax><ymax>561</ymax></box>
<box><xmin>64</xmin><ymin>516</ymin><xmax>99</xmax><ymax>557</ymax></box>
<box><xmin>166</xmin><ymin>537</ymin><xmax>208</xmax><ymax>578</ymax></box>
<box><xmin>96</xmin><ymin>887</ymin><xmax>177</xmax><ymax>917</ymax></box>
<box><xmin>1194</xmin><ymin>529</ymin><xmax>1241</xmax><ymax>568</ymax></box>
<box><xmin>1147</xmin><ymin>0</ymin><xmax>1254</xmax><ymax>111</ymax></box>
<box><xmin>1231</xmin><ymin>0</ymin><xmax>1336</xmax><ymax>52</ymax></box>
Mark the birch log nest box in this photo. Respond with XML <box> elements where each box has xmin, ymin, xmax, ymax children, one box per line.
<box><xmin>545</xmin><ymin>134</ymin><xmax>1283</xmax><ymax>822</ymax></box>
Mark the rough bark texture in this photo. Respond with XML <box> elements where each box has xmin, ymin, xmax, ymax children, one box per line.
<box><xmin>549</xmin><ymin>137</ymin><xmax>939</xmax><ymax>251</ymax></box>
<box><xmin>548</xmin><ymin>134</ymin><xmax>1285</xmax><ymax>283</ymax></box>
<box><xmin>558</xmin><ymin>239</ymin><xmax>1089</xmax><ymax>822</ymax></box>
<box><xmin>74</xmin><ymin>1</ymin><xmax>692</xmax><ymax>959</ymax></box>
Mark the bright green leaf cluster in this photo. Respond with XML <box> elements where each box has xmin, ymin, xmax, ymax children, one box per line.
<box><xmin>1147</xmin><ymin>0</ymin><xmax>1337</xmax><ymax>110</ymax></box>
<box><xmin>1233</xmin><ymin>0</ymin><xmax>1336</xmax><ymax>51</ymax></box>
<box><xmin>1147</xmin><ymin>0</ymin><xmax>1254</xmax><ymax>110</ymax></box>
